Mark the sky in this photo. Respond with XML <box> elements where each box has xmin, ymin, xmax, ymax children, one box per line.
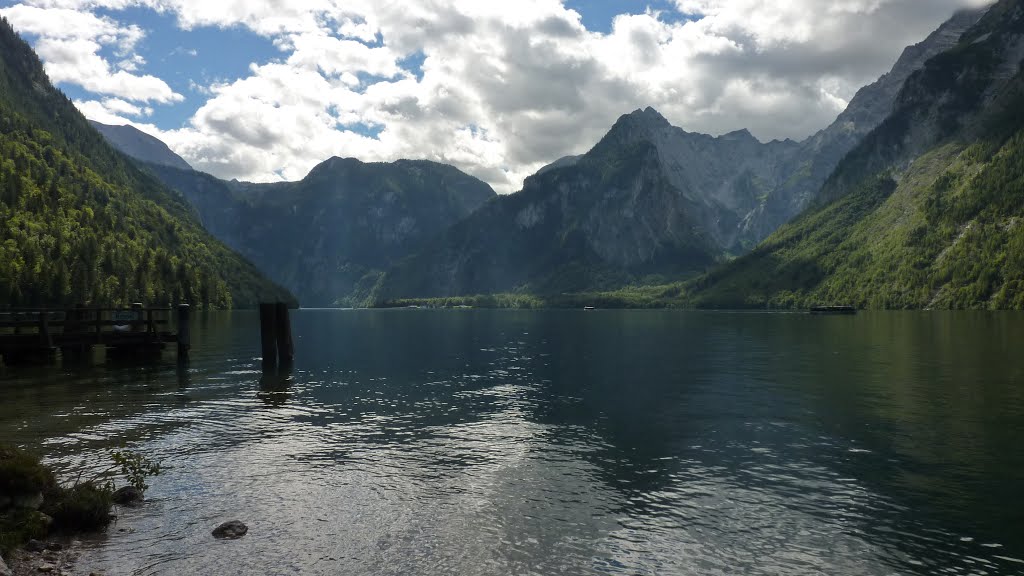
<box><xmin>0</xmin><ymin>0</ymin><xmax>991</xmax><ymax>194</ymax></box>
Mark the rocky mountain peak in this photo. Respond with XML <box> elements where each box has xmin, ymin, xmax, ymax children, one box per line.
<box><xmin>627</xmin><ymin>106</ymin><xmax>671</xmax><ymax>127</ymax></box>
<box><xmin>305</xmin><ymin>156</ymin><xmax>363</xmax><ymax>180</ymax></box>
<box><xmin>598</xmin><ymin>107</ymin><xmax>672</xmax><ymax>145</ymax></box>
<box><xmin>720</xmin><ymin>128</ymin><xmax>757</xmax><ymax>143</ymax></box>
<box><xmin>88</xmin><ymin>120</ymin><xmax>192</xmax><ymax>171</ymax></box>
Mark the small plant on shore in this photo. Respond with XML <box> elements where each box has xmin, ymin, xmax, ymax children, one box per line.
<box><xmin>110</xmin><ymin>449</ymin><xmax>161</xmax><ymax>492</ymax></box>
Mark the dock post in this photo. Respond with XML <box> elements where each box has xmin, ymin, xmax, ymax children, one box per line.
<box><xmin>177</xmin><ymin>304</ymin><xmax>191</xmax><ymax>360</ymax></box>
<box><xmin>61</xmin><ymin>305</ymin><xmax>85</xmax><ymax>362</ymax></box>
<box><xmin>274</xmin><ymin>302</ymin><xmax>294</xmax><ymax>364</ymax></box>
<box><xmin>259</xmin><ymin>302</ymin><xmax>277</xmax><ymax>367</ymax></box>
<box><xmin>131</xmin><ymin>302</ymin><xmax>144</xmax><ymax>332</ymax></box>
<box><xmin>39</xmin><ymin>310</ymin><xmax>52</xmax><ymax>348</ymax></box>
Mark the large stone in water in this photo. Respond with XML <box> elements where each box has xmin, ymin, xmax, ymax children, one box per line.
<box><xmin>112</xmin><ymin>486</ymin><xmax>144</xmax><ymax>506</ymax></box>
<box><xmin>212</xmin><ymin>520</ymin><xmax>248</xmax><ymax>539</ymax></box>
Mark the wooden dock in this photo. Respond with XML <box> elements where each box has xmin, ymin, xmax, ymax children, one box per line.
<box><xmin>0</xmin><ymin>304</ymin><xmax>190</xmax><ymax>365</ymax></box>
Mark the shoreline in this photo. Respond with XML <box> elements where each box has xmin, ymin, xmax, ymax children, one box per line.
<box><xmin>4</xmin><ymin>536</ymin><xmax>97</xmax><ymax>576</ymax></box>
<box><xmin>1</xmin><ymin>446</ymin><xmax>158</xmax><ymax>576</ymax></box>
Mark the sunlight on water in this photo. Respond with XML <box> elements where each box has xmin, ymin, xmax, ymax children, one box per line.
<box><xmin>2</xmin><ymin>310</ymin><xmax>1023</xmax><ymax>575</ymax></box>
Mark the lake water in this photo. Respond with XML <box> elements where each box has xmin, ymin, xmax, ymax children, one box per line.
<box><xmin>2</xmin><ymin>310</ymin><xmax>1024</xmax><ymax>575</ymax></box>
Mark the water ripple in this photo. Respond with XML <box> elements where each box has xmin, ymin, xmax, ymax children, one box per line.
<box><xmin>1</xmin><ymin>310</ymin><xmax>1023</xmax><ymax>575</ymax></box>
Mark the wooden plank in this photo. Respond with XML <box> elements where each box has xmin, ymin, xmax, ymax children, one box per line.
<box><xmin>0</xmin><ymin>319</ymin><xmax>168</xmax><ymax>329</ymax></box>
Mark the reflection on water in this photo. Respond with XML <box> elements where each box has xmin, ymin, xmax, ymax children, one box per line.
<box><xmin>1</xmin><ymin>310</ymin><xmax>1023</xmax><ymax>575</ymax></box>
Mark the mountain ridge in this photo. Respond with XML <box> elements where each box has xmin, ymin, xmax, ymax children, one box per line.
<box><xmin>87</xmin><ymin>7</ymin><xmax>992</xmax><ymax>307</ymax></box>
<box><xmin>689</xmin><ymin>0</ymin><xmax>1024</xmax><ymax>310</ymax></box>
<box><xmin>88</xmin><ymin>120</ymin><xmax>192</xmax><ymax>171</ymax></box>
<box><xmin>0</xmin><ymin>17</ymin><xmax>294</xmax><ymax>308</ymax></box>
<box><xmin>144</xmin><ymin>155</ymin><xmax>496</xmax><ymax>307</ymax></box>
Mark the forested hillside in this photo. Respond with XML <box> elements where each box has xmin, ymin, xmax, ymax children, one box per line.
<box><xmin>0</xmin><ymin>17</ymin><xmax>294</xmax><ymax>308</ymax></box>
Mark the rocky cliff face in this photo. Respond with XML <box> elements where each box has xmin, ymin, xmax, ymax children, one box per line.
<box><xmin>690</xmin><ymin>0</ymin><xmax>1024</xmax><ymax>310</ymax></box>
<box><xmin>373</xmin><ymin>109</ymin><xmax>774</xmax><ymax>300</ymax></box>
<box><xmin>93</xmin><ymin>8</ymin><xmax>991</xmax><ymax>305</ymax></box>
<box><xmin>739</xmin><ymin>7</ymin><xmax>987</xmax><ymax>244</ymax></box>
<box><xmin>146</xmin><ymin>158</ymin><xmax>495</xmax><ymax>306</ymax></box>
<box><xmin>88</xmin><ymin>121</ymin><xmax>192</xmax><ymax>171</ymax></box>
<box><xmin>593</xmin><ymin>108</ymin><xmax>801</xmax><ymax>252</ymax></box>
<box><xmin>372</xmin><ymin>9</ymin><xmax>990</xmax><ymax>301</ymax></box>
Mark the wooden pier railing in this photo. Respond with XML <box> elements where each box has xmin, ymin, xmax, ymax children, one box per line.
<box><xmin>0</xmin><ymin>304</ymin><xmax>190</xmax><ymax>365</ymax></box>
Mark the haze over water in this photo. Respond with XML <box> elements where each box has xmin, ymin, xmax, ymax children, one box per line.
<box><xmin>2</xmin><ymin>310</ymin><xmax>1023</xmax><ymax>575</ymax></box>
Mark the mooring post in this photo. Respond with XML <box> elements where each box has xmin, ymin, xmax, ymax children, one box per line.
<box><xmin>177</xmin><ymin>304</ymin><xmax>191</xmax><ymax>360</ymax></box>
<box><xmin>131</xmin><ymin>302</ymin><xmax>144</xmax><ymax>332</ymax></box>
<box><xmin>60</xmin><ymin>305</ymin><xmax>85</xmax><ymax>362</ymax></box>
<box><xmin>274</xmin><ymin>302</ymin><xmax>294</xmax><ymax>364</ymax></box>
<box><xmin>39</xmin><ymin>309</ymin><xmax>52</xmax><ymax>348</ymax></box>
<box><xmin>65</xmin><ymin>305</ymin><xmax>81</xmax><ymax>334</ymax></box>
<box><xmin>259</xmin><ymin>302</ymin><xmax>278</xmax><ymax>367</ymax></box>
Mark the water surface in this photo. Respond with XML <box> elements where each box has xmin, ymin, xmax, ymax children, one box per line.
<box><xmin>2</xmin><ymin>310</ymin><xmax>1023</xmax><ymax>575</ymax></box>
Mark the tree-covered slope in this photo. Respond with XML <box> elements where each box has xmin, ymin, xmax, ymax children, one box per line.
<box><xmin>0</xmin><ymin>18</ymin><xmax>294</xmax><ymax>308</ymax></box>
<box><xmin>144</xmin><ymin>157</ymin><xmax>496</xmax><ymax>307</ymax></box>
<box><xmin>690</xmin><ymin>0</ymin><xmax>1024</xmax><ymax>310</ymax></box>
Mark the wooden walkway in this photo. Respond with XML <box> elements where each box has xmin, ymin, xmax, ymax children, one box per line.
<box><xmin>0</xmin><ymin>305</ymin><xmax>190</xmax><ymax>365</ymax></box>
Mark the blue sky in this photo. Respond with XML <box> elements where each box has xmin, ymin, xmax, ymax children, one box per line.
<box><xmin>0</xmin><ymin>0</ymin><xmax>983</xmax><ymax>192</ymax></box>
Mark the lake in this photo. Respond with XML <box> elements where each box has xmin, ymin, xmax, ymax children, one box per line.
<box><xmin>2</xmin><ymin>310</ymin><xmax>1023</xmax><ymax>575</ymax></box>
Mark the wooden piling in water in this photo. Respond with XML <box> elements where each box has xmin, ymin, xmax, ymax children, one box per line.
<box><xmin>259</xmin><ymin>302</ymin><xmax>278</xmax><ymax>366</ymax></box>
<box><xmin>39</xmin><ymin>310</ymin><xmax>52</xmax><ymax>349</ymax></box>
<box><xmin>131</xmin><ymin>302</ymin><xmax>144</xmax><ymax>332</ymax></box>
<box><xmin>177</xmin><ymin>304</ymin><xmax>191</xmax><ymax>359</ymax></box>
<box><xmin>274</xmin><ymin>302</ymin><xmax>293</xmax><ymax>364</ymax></box>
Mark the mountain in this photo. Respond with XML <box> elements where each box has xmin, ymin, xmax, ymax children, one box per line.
<box><xmin>371</xmin><ymin>108</ymin><xmax>800</xmax><ymax>301</ymax></box>
<box><xmin>142</xmin><ymin>157</ymin><xmax>496</xmax><ymax>307</ymax></box>
<box><xmin>739</xmin><ymin>8</ymin><xmax>988</xmax><ymax>243</ymax></box>
<box><xmin>88</xmin><ymin>120</ymin><xmax>192</xmax><ymax>171</ymax></box>
<box><xmin>369</xmin><ymin>9</ymin><xmax>987</xmax><ymax>303</ymax></box>
<box><xmin>0</xmin><ymin>17</ymin><xmax>294</xmax><ymax>308</ymax></box>
<box><xmin>690</xmin><ymin>0</ymin><xmax>1024</xmax><ymax>310</ymax></box>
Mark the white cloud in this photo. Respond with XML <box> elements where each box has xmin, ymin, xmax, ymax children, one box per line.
<box><xmin>0</xmin><ymin>4</ymin><xmax>182</xmax><ymax>103</ymax></box>
<box><xmin>4</xmin><ymin>0</ymin><xmax>992</xmax><ymax>193</ymax></box>
<box><xmin>33</xmin><ymin>37</ymin><xmax>182</xmax><ymax>102</ymax></box>
<box><xmin>75</xmin><ymin>97</ymin><xmax>152</xmax><ymax>123</ymax></box>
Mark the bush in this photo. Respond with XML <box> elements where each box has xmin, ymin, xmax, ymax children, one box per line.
<box><xmin>0</xmin><ymin>445</ymin><xmax>159</xmax><ymax>552</ymax></box>
<box><xmin>42</xmin><ymin>482</ymin><xmax>114</xmax><ymax>534</ymax></box>
<box><xmin>0</xmin><ymin>507</ymin><xmax>50</xmax><ymax>556</ymax></box>
<box><xmin>0</xmin><ymin>444</ymin><xmax>55</xmax><ymax>497</ymax></box>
